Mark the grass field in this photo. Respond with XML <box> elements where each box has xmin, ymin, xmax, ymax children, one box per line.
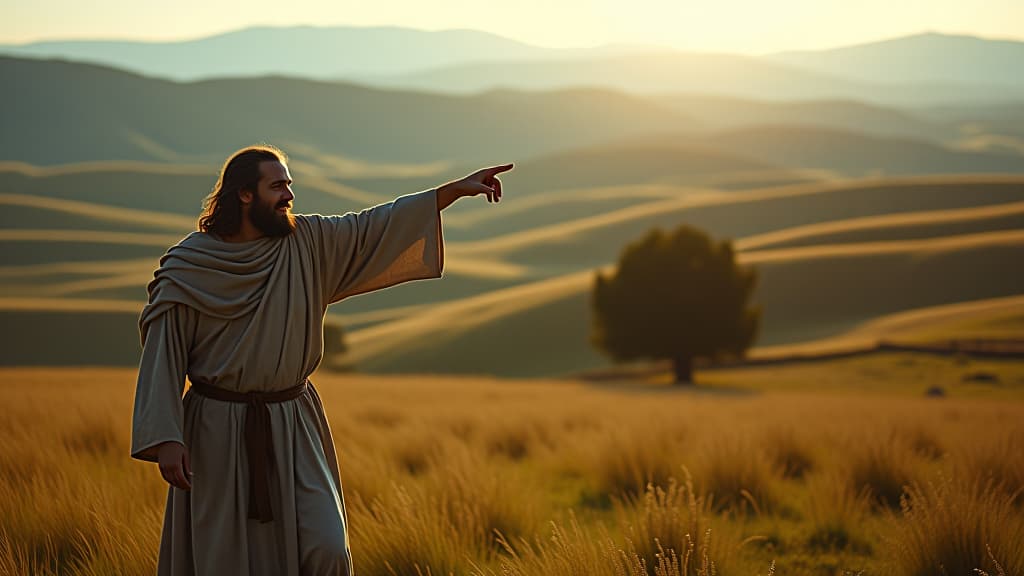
<box><xmin>1</xmin><ymin>356</ymin><xmax>1022</xmax><ymax>575</ymax></box>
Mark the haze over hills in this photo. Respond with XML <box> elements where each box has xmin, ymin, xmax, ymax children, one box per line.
<box><xmin>3</xmin><ymin>27</ymin><xmax>1024</xmax><ymax>105</ymax></box>
<box><xmin>349</xmin><ymin>51</ymin><xmax>1024</xmax><ymax>105</ymax></box>
<box><xmin>650</xmin><ymin>96</ymin><xmax>953</xmax><ymax>142</ymax></box>
<box><xmin>0</xmin><ymin>26</ymin><xmax>656</xmax><ymax>81</ymax></box>
<box><xmin>769</xmin><ymin>32</ymin><xmax>1024</xmax><ymax>87</ymax></box>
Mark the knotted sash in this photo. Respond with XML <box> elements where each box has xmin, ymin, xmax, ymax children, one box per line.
<box><xmin>189</xmin><ymin>380</ymin><xmax>309</xmax><ymax>523</ymax></box>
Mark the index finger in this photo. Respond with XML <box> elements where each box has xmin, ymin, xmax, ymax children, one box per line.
<box><xmin>482</xmin><ymin>163</ymin><xmax>514</xmax><ymax>177</ymax></box>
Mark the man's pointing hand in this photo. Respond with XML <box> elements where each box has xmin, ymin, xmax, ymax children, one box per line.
<box><xmin>437</xmin><ymin>163</ymin><xmax>514</xmax><ymax>210</ymax></box>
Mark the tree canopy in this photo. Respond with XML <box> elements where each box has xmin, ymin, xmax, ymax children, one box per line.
<box><xmin>590</xmin><ymin>225</ymin><xmax>761</xmax><ymax>384</ymax></box>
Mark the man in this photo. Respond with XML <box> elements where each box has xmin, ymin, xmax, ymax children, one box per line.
<box><xmin>130</xmin><ymin>144</ymin><xmax>511</xmax><ymax>575</ymax></box>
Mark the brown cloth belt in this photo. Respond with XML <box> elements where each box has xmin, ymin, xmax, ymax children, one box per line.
<box><xmin>189</xmin><ymin>379</ymin><xmax>309</xmax><ymax>523</ymax></box>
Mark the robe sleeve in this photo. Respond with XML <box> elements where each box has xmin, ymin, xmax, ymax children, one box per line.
<box><xmin>130</xmin><ymin>304</ymin><xmax>194</xmax><ymax>463</ymax></box>
<box><xmin>306</xmin><ymin>187</ymin><xmax>445</xmax><ymax>304</ymax></box>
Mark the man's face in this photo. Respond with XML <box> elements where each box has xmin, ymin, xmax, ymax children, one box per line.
<box><xmin>249</xmin><ymin>160</ymin><xmax>296</xmax><ymax>237</ymax></box>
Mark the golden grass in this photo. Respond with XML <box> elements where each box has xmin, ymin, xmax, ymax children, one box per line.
<box><xmin>0</xmin><ymin>366</ymin><xmax>1022</xmax><ymax>575</ymax></box>
<box><xmin>886</xmin><ymin>472</ymin><xmax>1024</xmax><ymax>576</ymax></box>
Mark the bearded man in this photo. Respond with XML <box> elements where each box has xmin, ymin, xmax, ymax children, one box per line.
<box><xmin>130</xmin><ymin>144</ymin><xmax>511</xmax><ymax>575</ymax></box>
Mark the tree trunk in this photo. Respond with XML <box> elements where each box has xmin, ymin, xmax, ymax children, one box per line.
<box><xmin>672</xmin><ymin>356</ymin><xmax>694</xmax><ymax>385</ymax></box>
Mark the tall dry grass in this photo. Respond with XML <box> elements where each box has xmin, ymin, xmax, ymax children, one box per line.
<box><xmin>885</xmin><ymin>472</ymin><xmax>1024</xmax><ymax>576</ymax></box>
<box><xmin>840</xmin><ymin>431</ymin><xmax>919</xmax><ymax>510</ymax></box>
<box><xmin>1</xmin><ymin>367</ymin><xmax>1023</xmax><ymax>575</ymax></box>
<box><xmin>803</xmin><ymin>471</ymin><xmax>872</xmax><ymax>553</ymax></box>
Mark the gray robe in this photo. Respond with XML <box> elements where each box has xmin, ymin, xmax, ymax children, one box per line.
<box><xmin>131</xmin><ymin>188</ymin><xmax>445</xmax><ymax>575</ymax></box>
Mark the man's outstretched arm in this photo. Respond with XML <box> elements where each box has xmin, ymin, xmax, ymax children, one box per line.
<box><xmin>436</xmin><ymin>163</ymin><xmax>513</xmax><ymax>210</ymax></box>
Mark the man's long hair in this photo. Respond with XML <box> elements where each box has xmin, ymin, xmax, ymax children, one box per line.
<box><xmin>198</xmin><ymin>145</ymin><xmax>289</xmax><ymax>236</ymax></box>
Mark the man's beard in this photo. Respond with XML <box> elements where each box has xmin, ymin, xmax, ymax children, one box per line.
<box><xmin>250</xmin><ymin>198</ymin><xmax>296</xmax><ymax>237</ymax></box>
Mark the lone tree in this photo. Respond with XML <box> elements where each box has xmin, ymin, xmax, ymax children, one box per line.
<box><xmin>590</xmin><ymin>225</ymin><xmax>761</xmax><ymax>384</ymax></box>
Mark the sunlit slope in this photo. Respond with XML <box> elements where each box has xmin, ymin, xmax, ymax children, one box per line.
<box><xmin>5</xmin><ymin>176</ymin><xmax>1022</xmax><ymax>306</ymax></box>
<box><xmin>699</xmin><ymin>126</ymin><xmax>1024</xmax><ymax>177</ymax></box>
<box><xmin>0</xmin><ymin>193</ymin><xmax>194</xmax><ymax>233</ymax></box>
<box><xmin>6</xmin><ymin>227</ymin><xmax>1022</xmax><ymax>369</ymax></box>
<box><xmin>347</xmin><ymin>230</ymin><xmax>1024</xmax><ymax>376</ymax></box>
<box><xmin>4</xmin><ymin>176</ymin><xmax>1023</xmax><ymax>368</ymax></box>
<box><xmin>475</xmin><ymin>141</ymin><xmax>810</xmax><ymax>196</ymax></box>
<box><xmin>328</xmin><ymin>176</ymin><xmax>1024</xmax><ymax>313</ymax></box>
<box><xmin>0</xmin><ymin>259</ymin><xmax>155</xmax><ymax>302</ymax></box>
<box><xmin>0</xmin><ymin>241</ymin><xmax>521</xmax><ymax>301</ymax></box>
<box><xmin>651</xmin><ymin>96</ymin><xmax>951</xmax><ymax>142</ymax></box>
<box><xmin>0</xmin><ymin>162</ymin><xmax>381</xmax><ymax>218</ymax></box>
<box><xmin>751</xmin><ymin>294</ymin><xmax>1024</xmax><ymax>358</ymax></box>
<box><xmin>433</xmin><ymin>140</ymin><xmax>820</xmax><ymax>239</ymax></box>
<box><xmin>1</xmin><ymin>57</ymin><xmax>696</xmax><ymax>166</ymax></box>
<box><xmin>453</xmin><ymin>176</ymin><xmax>1024</xmax><ymax>272</ymax></box>
<box><xmin>446</xmin><ymin>168</ymin><xmax>1024</xmax><ymax>241</ymax></box>
<box><xmin>734</xmin><ymin>200</ymin><xmax>1024</xmax><ymax>250</ymax></box>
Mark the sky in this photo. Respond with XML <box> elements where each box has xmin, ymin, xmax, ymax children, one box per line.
<box><xmin>2</xmin><ymin>0</ymin><xmax>1021</xmax><ymax>54</ymax></box>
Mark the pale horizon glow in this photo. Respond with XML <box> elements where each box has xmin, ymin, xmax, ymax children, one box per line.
<box><xmin>2</xmin><ymin>0</ymin><xmax>1021</xmax><ymax>54</ymax></box>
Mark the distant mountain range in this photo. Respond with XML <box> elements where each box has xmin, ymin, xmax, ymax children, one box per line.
<box><xmin>0</xmin><ymin>56</ymin><xmax>695</xmax><ymax>166</ymax></box>
<box><xmin>0</xmin><ymin>26</ymin><xmax>657</xmax><ymax>81</ymax></box>
<box><xmin>3</xmin><ymin>27</ymin><xmax>1023</xmax><ymax>105</ymax></box>
<box><xmin>769</xmin><ymin>32</ymin><xmax>1024</xmax><ymax>86</ymax></box>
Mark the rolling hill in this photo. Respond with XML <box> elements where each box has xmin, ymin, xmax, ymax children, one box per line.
<box><xmin>735</xmin><ymin>201</ymin><xmax>1024</xmax><ymax>250</ymax></box>
<box><xmin>0</xmin><ymin>57</ymin><xmax>697</xmax><ymax>166</ymax></box>
<box><xmin>344</xmin><ymin>229</ymin><xmax>1024</xmax><ymax>376</ymax></box>
<box><xmin>4</xmin><ymin>172</ymin><xmax>1021</xmax><ymax>370</ymax></box>
<box><xmin>698</xmin><ymin>126</ymin><xmax>1024</xmax><ymax>177</ymax></box>
<box><xmin>455</xmin><ymin>177</ymin><xmax>1024</xmax><ymax>271</ymax></box>
<box><xmin>651</xmin><ymin>96</ymin><xmax>952</xmax><ymax>142</ymax></box>
<box><xmin>0</xmin><ymin>161</ymin><xmax>381</xmax><ymax>222</ymax></box>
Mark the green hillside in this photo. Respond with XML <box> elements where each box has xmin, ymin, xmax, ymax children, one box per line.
<box><xmin>652</xmin><ymin>96</ymin><xmax>951</xmax><ymax>142</ymax></box>
<box><xmin>737</xmin><ymin>201</ymin><xmax>1024</xmax><ymax>250</ymax></box>
<box><xmin>347</xmin><ymin>231</ymin><xmax>1024</xmax><ymax>377</ymax></box>
<box><xmin>462</xmin><ymin>177</ymin><xmax>1024</xmax><ymax>271</ymax></box>
<box><xmin>4</xmin><ymin>175</ymin><xmax>1022</xmax><ymax>369</ymax></box>
<box><xmin>485</xmin><ymin>141</ymin><xmax>809</xmax><ymax>197</ymax></box>
<box><xmin>700</xmin><ymin>126</ymin><xmax>1024</xmax><ymax>177</ymax></box>
<box><xmin>0</xmin><ymin>162</ymin><xmax>383</xmax><ymax>217</ymax></box>
<box><xmin>0</xmin><ymin>57</ymin><xmax>695</xmax><ymax>166</ymax></box>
